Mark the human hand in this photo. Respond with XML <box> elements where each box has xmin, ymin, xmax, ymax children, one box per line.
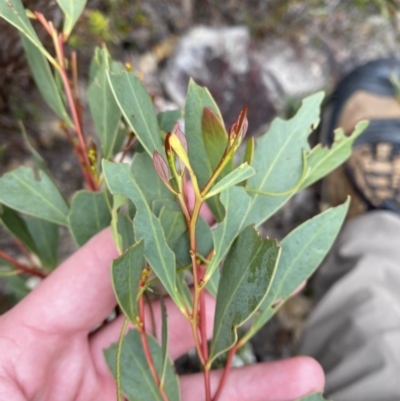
<box><xmin>0</xmin><ymin>228</ymin><xmax>324</xmax><ymax>401</ymax></box>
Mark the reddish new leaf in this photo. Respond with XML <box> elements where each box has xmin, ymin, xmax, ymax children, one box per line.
<box><xmin>153</xmin><ymin>151</ymin><xmax>173</xmax><ymax>191</ymax></box>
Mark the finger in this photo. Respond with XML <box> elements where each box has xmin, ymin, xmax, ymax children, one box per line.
<box><xmin>180</xmin><ymin>356</ymin><xmax>325</xmax><ymax>401</ymax></box>
<box><xmin>8</xmin><ymin>228</ymin><xmax>119</xmax><ymax>335</ymax></box>
<box><xmin>91</xmin><ymin>292</ymin><xmax>216</xmax><ymax>376</ymax></box>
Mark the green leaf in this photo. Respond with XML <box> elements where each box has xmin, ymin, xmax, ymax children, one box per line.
<box><xmin>0</xmin><ymin>205</ymin><xmax>38</xmax><ymax>254</ymax></box>
<box><xmin>159</xmin><ymin>298</ymin><xmax>169</xmax><ymax>387</ymax></box>
<box><xmin>116</xmin><ymin>212</ymin><xmax>135</xmax><ymax>253</ymax></box>
<box><xmin>205</xmin><ymin>268</ymin><xmax>220</xmax><ymax>297</ymax></box>
<box><xmin>6</xmin><ymin>275</ymin><xmax>30</xmax><ymax>301</ymax></box>
<box><xmin>112</xmin><ymin>241</ymin><xmax>145</xmax><ymax>322</ymax></box>
<box><xmin>246</xmin><ymin>92</ymin><xmax>324</xmax><ymax>226</ymax></box>
<box><xmin>111</xmin><ymin>194</ymin><xmax>127</xmax><ymax>253</ymax></box>
<box><xmin>301</xmin><ymin>121</ymin><xmax>368</xmax><ymax>188</ymax></box>
<box><xmin>159</xmin><ymin>207</ymin><xmax>186</xmax><ymax>251</ymax></box>
<box><xmin>204</xmin><ymin>186</ymin><xmax>252</xmax><ymax>282</ymax></box>
<box><xmin>202</xmin><ymin>107</ymin><xmax>229</xmax><ymax>172</ymax></box>
<box><xmin>107</xmin><ymin>66</ymin><xmax>164</xmax><ymax>157</ymax></box>
<box><xmin>184</xmin><ymin>79</ymin><xmax>226</xmax><ymax>220</ymax></box>
<box><xmin>25</xmin><ymin>217</ymin><xmax>58</xmax><ymax>270</ymax></box>
<box><xmin>0</xmin><ymin>260</ymin><xmax>19</xmax><ymax>277</ymax></box>
<box><xmin>19</xmin><ymin>123</ymin><xmax>51</xmax><ymax>175</ymax></box>
<box><xmin>176</xmin><ymin>271</ymin><xmax>193</xmax><ymax>310</ymax></box>
<box><xmin>297</xmin><ymin>393</ymin><xmax>330</xmax><ymax>401</ymax></box>
<box><xmin>209</xmin><ymin>225</ymin><xmax>280</xmax><ymax>363</ymax></box>
<box><xmin>131</xmin><ymin>153</ymin><xmax>174</xmax><ymax>206</ymax></box>
<box><xmin>0</xmin><ymin>0</ymin><xmax>54</xmax><ymax>63</ymax></box>
<box><xmin>88</xmin><ymin>49</ymin><xmax>123</xmax><ymax>159</ymax></box>
<box><xmin>0</xmin><ymin>166</ymin><xmax>69</xmax><ymax>226</ymax></box>
<box><xmin>249</xmin><ymin>200</ymin><xmax>349</xmax><ymax>337</ymax></box>
<box><xmin>174</xmin><ymin>215</ymin><xmax>213</xmax><ymax>267</ymax></box>
<box><xmin>55</xmin><ymin>0</ymin><xmax>87</xmax><ymax>37</ymax></box>
<box><xmin>103</xmin><ymin>161</ymin><xmax>182</xmax><ymax>308</ymax></box>
<box><xmin>206</xmin><ymin>163</ymin><xmax>255</xmax><ymax>198</ymax></box>
<box><xmin>157</xmin><ymin>109</ymin><xmax>182</xmax><ymax>133</ymax></box>
<box><xmin>68</xmin><ymin>190</ymin><xmax>111</xmax><ymax>246</ymax></box>
<box><xmin>104</xmin><ymin>329</ymin><xmax>181</xmax><ymax>401</ymax></box>
<box><xmin>152</xmin><ymin>199</ymin><xmax>180</xmax><ymax>216</ymax></box>
<box><xmin>20</xmin><ymin>35</ymin><xmax>72</xmax><ymax>126</ymax></box>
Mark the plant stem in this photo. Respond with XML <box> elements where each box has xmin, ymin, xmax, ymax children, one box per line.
<box><xmin>0</xmin><ymin>250</ymin><xmax>46</xmax><ymax>279</ymax></box>
<box><xmin>186</xmin><ymin>198</ymin><xmax>212</xmax><ymax>401</ymax></box>
<box><xmin>35</xmin><ymin>13</ymin><xmax>95</xmax><ymax>189</ymax></box>
<box><xmin>212</xmin><ymin>345</ymin><xmax>238</xmax><ymax>401</ymax></box>
<box><xmin>138</xmin><ymin>293</ymin><xmax>169</xmax><ymax>401</ymax></box>
<box><xmin>52</xmin><ymin>32</ymin><xmax>97</xmax><ymax>191</ymax></box>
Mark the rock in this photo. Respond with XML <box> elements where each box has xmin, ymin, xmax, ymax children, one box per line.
<box><xmin>163</xmin><ymin>26</ymin><xmax>277</xmax><ymax>136</ymax></box>
<box><xmin>255</xmin><ymin>38</ymin><xmax>329</xmax><ymax>100</ymax></box>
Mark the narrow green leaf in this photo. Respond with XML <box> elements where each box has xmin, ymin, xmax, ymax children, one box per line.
<box><xmin>55</xmin><ymin>0</ymin><xmax>87</xmax><ymax>37</ymax></box>
<box><xmin>174</xmin><ymin>215</ymin><xmax>213</xmax><ymax>267</ymax></box>
<box><xmin>111</xmin><ymin>194</ymin><xmax>126</xmax><ymax>253</ymax></box>
<box><xmin>0</xmin><ymin>0</ymin><xmax>54</xmax><ymax>63</ymax></box>
<box><xmin>249</xmin><ymin>200</ymin><xmax>349</xmax><ymax>337</ymax></box>
<box><xmin>103</xmin><ymin>161</ymin><xmax>182</xmax><ymax>308</ymax></box>
<box><xmin>184</xmin><ymin>79</ymin><xmax>226</xmax><ymax>220</ymax></box>
<box><xmin>176</xmin><ymin>271</ymin><xmax>193</xmax><ymax>311</ymax></box>
<box><xmin>20</xmin><ymin>35</ymin><xmax>72</xmax><ymax>126</ymax></box>
<box><xmin>205</xmin><ymin>186</ymin><xmax>251</xmax><ymax>282</ymax></box>
<box><xmin>239</xmin><ymin>137</ymin><xmax>255</xmax><ymax>188</ymax></box>
<box><xmin>0</xmin><ymin>205</ymin><xmax>38</xmax><ymax>254</ymax></box>
<box><xmin>25</xmin><ymin>217</ymin><xmax>58</xmax><ymax>270</ymax></box>
<box><xmin>157</xmin><ymin>109</ymin><xmax>182</xmax><ymax>133</ymax></box>
<box><xmin>104</xmin><ymin>329</ymin><xmax>181</xmax><ymax>401</ymax></box>
<box><xmin>160</xmin><ymin>298</ymin><xmax>169</xmax><ymax>387</ymax></box>
<box><xmin>0</xmin><ymin>166</ymin><xmax>69</xmax><ymax>226</ymax></box>
<box><xmin>6</xmin><ymin>275</ymin><xmax>30</xmax><ymax>301</ymax></box>
<box><xmin>0</xmin><ymin>259</ymin><xmax>18</xmax><ymax>277</ymax></box>
<box><xmin>152</xmin><ymin>199</ymin><xmax>180</xmax><ymax>216</ymax></box>
<box><xmin>297</xmin><ymin>393</ymin><xmax>330</xmax><ymax>401</ymax></box>
<box><xmin>205</xmin><ymin>268</ymin><xmax>220</xmax><ymax>298</ymax></box>
<box><xmin>209</xmin><ymin>225</ymin><xmax>280</xmax><ymax>363</ymax></box>
<box><xmin>68</xmin><ymin>190</ymin><xmax>111</xmax><ymax>246</ymax></box>
<box><xmin>116</xmin><ymin>212</ymin><xmax>135</xmax><ymax>253</ymax></box>
<box><xmin>301</xmin><ymin>121</ymin><xmax>368</xmax><ymax>188</ymax></box>
<box><xmin>88</xmin><ymin>49</ymin><xmax>122</xmax><ymax>159</ymax></box>
<box><xmin>19</xmin><ymin>123</ymin><xmax>51</xmax><ymax>175</ymax></box>
<box><xmin>206</xmin><ymin>163</ymin><xmax>255</xmax><ymax>198</ymax></box>
<box><xmin>159</xmin><ymin>207</ymin><xmax>186</xmax><ymax>251</ymax></box>
<box><xmin>131</xmin><ymin>153</ymin><xmax>174</xmax><ymax>206</ymax></box>
<box><xmin>107</xmin><ymin>66</ymin><xmax>164</xmax><ymax>157</ymax></box>
<box><xmin>112</xmin><ymin>240</ymin><xmax>145</xmax><ymax>322</ymax></box>
<box><xmin>116</xmin><ymin>318</ymin><xmax>129</xmax><ymax>401</ymax></box>
<box><xmin>202</xmin><ymin>107</ymin><xmax>228</xmax><ymax>172</ymax></box>
<box><xmin>246</xmin><ymin>92</ymin><xmax>324</xmax><ymax>226</ymax></box>
<box><xmin>111</xmin><ymin>194</ymin><xmax>127</xmax><ymax>253</ymax></box>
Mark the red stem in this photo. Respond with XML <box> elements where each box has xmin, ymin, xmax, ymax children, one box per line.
<box><xmin>139</xmin><ymin>293</ymin><xmax>169</xmax><ymax>401</ymax></box>
<box><xmin>34</xmin><ymin>12</ymin><xmax>52</xmax><ymax>36</ymax></box>
<box><xmin>0</xmin><ymin>250</ymin><xmax>46</xmax><ymax>279</ymax></box>
<box><xmin>212</xmin><ymin>345</ymin><xmax>238</xmax><ymax>401</ymax></box>
<box><xmin>60</xmin><ymin>125</ymin><xmax>94</xmax><ymax>185</ymax></box>
<box><xmin>56</xmin><ymin>34</ymin><xmax>97</xmax><ymax>191</ymax></box>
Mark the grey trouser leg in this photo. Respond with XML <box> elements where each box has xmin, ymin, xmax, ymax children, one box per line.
<box><xmin>299</xmin><ymin>211</ymin><xmax>400</xmax><ymax>401</ymax></box>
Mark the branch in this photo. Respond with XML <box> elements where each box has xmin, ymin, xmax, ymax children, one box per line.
<box><xmin>0</xmin><ymin>250</ymin><xmax>46</xmax><ymax>279</ymax></box>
